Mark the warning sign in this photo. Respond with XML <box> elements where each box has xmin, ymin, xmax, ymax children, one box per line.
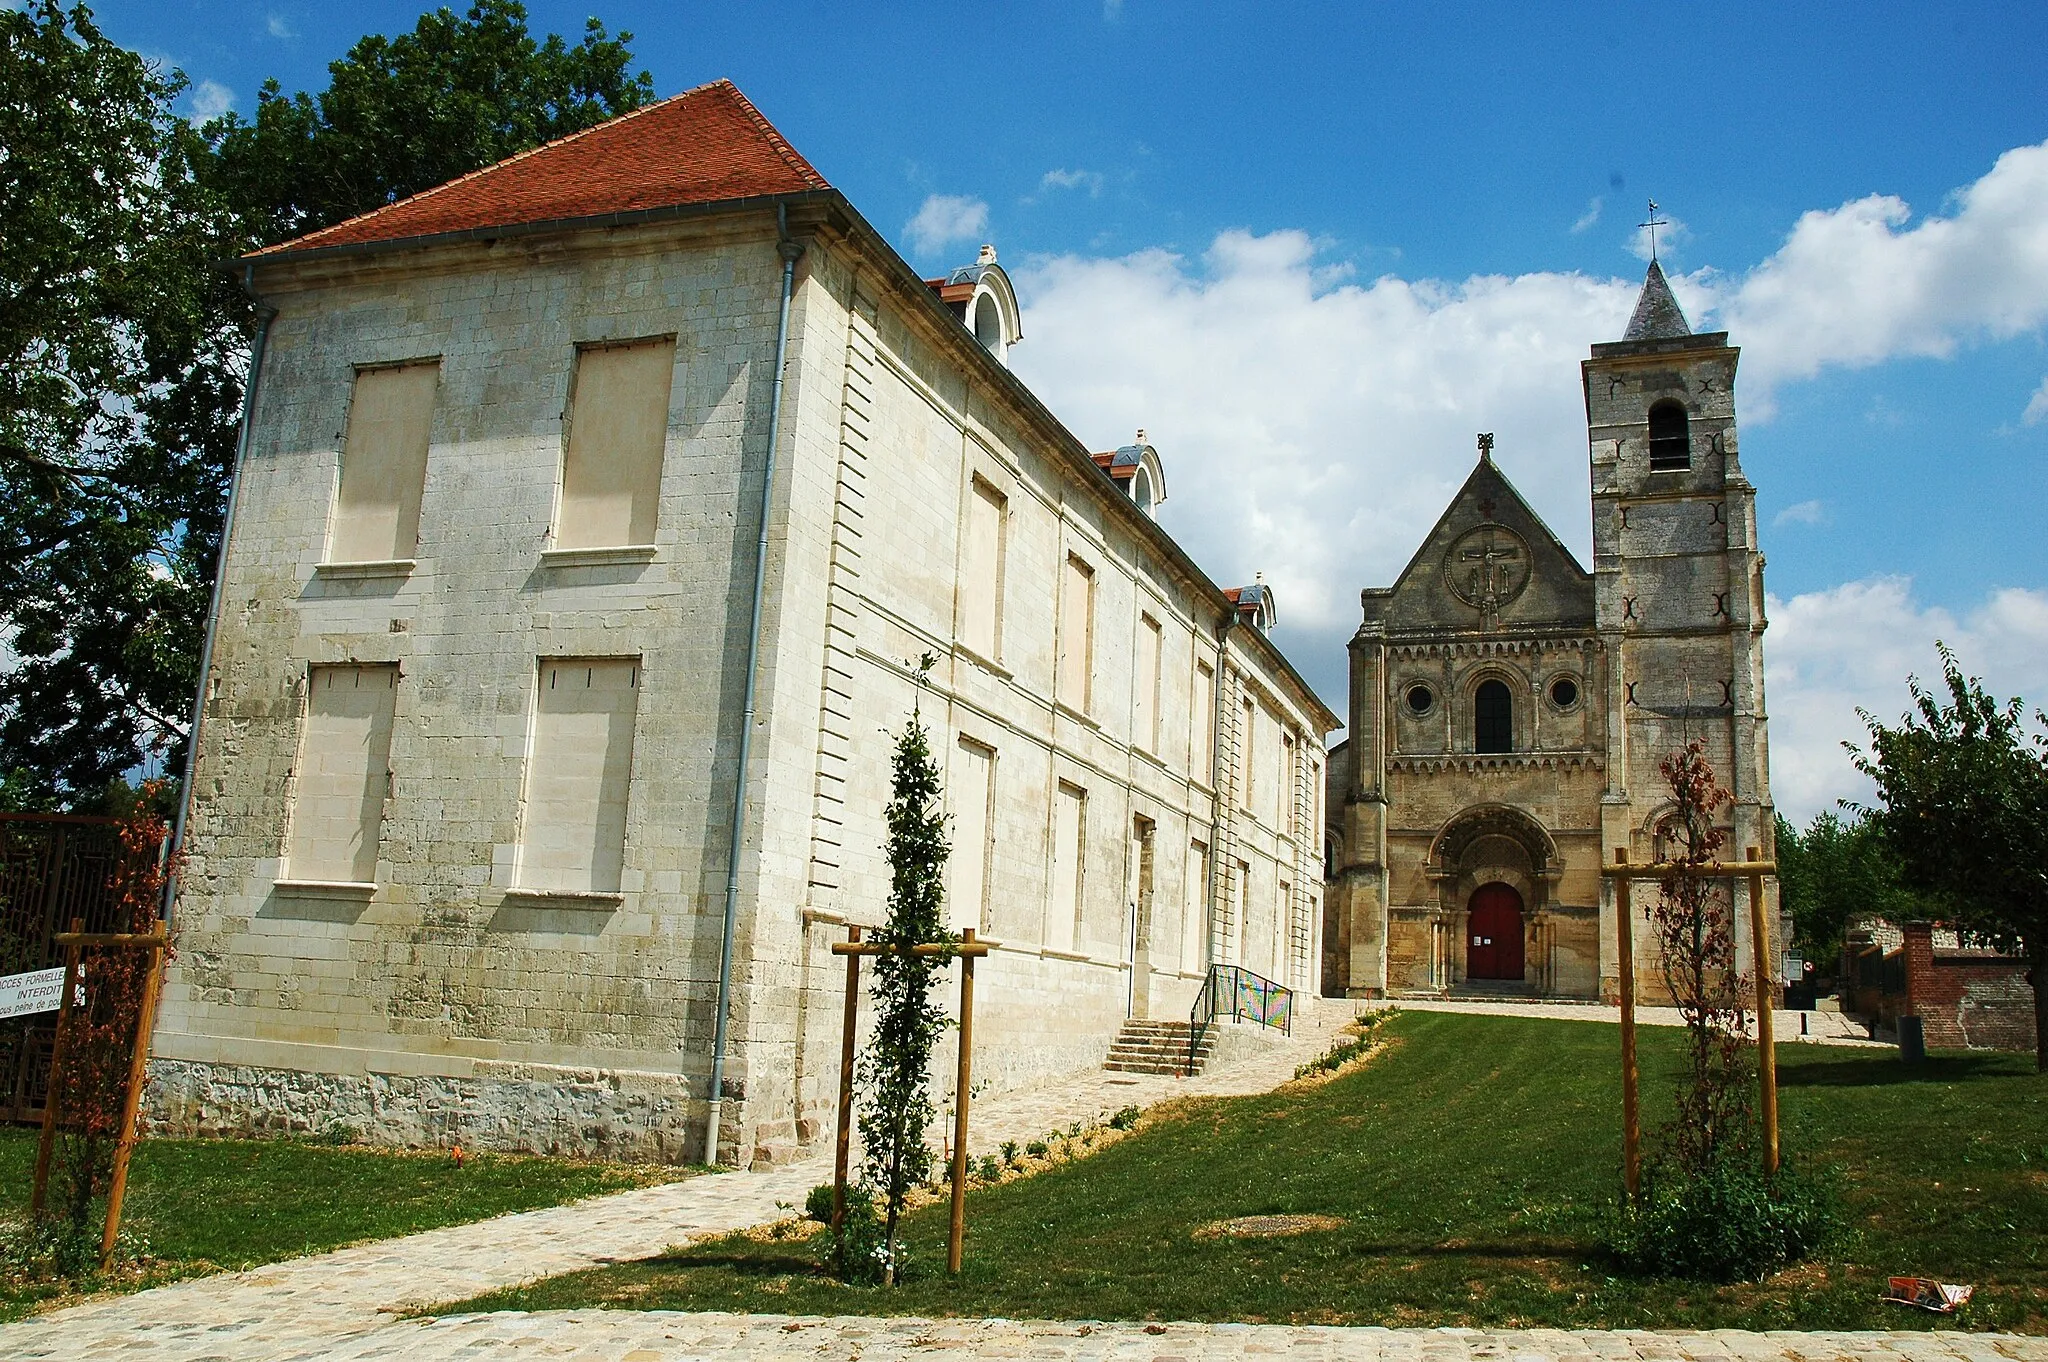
<box><xmin>0</xmin><ymin>967</ymin><xmax>70</xmax><ymax>1021</ymax></box>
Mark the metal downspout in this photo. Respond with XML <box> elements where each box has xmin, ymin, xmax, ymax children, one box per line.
<box><xmin>705</xmin><ymin>207</ymin><xmax>804</xmax><ymax>1166</ymax></box>
<box><xmin>165</xmin><ymin>273</ymin><xmax>276</xmax><ymax>922</ymax></box>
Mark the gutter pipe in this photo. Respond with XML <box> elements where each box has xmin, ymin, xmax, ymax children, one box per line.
<box><xmin>705</xmin><ymin>206</ymin><xmax>804</xmax><ymax>1166</ymax></box>
<box><xmin>165</xmin><ymin>270</ymin><xmax>276</xmax><ymax>922</ymax></box>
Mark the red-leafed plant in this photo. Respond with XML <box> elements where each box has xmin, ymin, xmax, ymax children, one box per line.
<box><xmin>41</xmin><ymin>781</ymin><xmax>178</xmax><ymax>1254</ymax></box>
<box><xmin>1648</xmin><ymin>740</ymin><xmax>1752</xmax><ymax>1175</ymax></box>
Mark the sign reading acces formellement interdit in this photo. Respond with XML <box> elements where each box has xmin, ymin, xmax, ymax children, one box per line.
<box><xmin>0</xmin><ymin>967</ymin><xmax>70</xmax><ymax>1021</ymax></box>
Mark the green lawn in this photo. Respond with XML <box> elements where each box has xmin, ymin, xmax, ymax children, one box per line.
<box><xmin>443</xmin><ymin>1011</ymin><xmax>2048</xmax><ymax>1331</ymax></box>
<box><xmin>0</xmin><ymin>1130</ymin><xmax>695</xmax><ymax>1322</ymax></box>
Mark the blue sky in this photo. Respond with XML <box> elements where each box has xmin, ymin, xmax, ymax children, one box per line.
<box><xmin>94</xmin><ymin>0</ymin><xmax>2048</xmax><ymax>817</ymax></box>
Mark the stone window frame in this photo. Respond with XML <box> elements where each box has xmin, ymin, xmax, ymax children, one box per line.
<box><xmin>1543</xmin><ymin>671</ymin><xmax>1584</xmax><ymax>714</ymax></box>
<box><xmin>1459</xmin><ymin>663</ymin><xmax>1531</xmax><ymax>755</ymax></box>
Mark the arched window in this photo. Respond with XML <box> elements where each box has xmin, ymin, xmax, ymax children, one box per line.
<box><xmin>1474</xmin><ymin>679</ymin><xmax>1512</xmax><ymax>754</ymax></box>
<box><xmin>972</xmin><ymin>295</ymin><xmax>1004</xmax><ymax>354</ymax></box>
<box><xmin>1648</xmin><ymin>399</ymin><xmax>1691</xmax><ymax>470</ymax></box>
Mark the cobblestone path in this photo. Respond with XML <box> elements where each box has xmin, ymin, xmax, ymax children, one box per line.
<box><xmin>1373</xmin><ymin>998</ymin><xmax>1883</xmax><ymax>1046</ymax></box>
<box><xmin>4</xmin><ymin>1004</ymin><xmax>1949</xmax><ymax>1360</ymax></box>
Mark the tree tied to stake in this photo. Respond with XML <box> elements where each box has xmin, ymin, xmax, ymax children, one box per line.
<box><xmin>853</xmin><ymin>656</ymin><xmax>956</xmax><ymax>1284</ymax></box>
<box><xmin>1649</xmin><ymin>739</ymin><xmax>1753</xmax><ymax>1177</ymax></box>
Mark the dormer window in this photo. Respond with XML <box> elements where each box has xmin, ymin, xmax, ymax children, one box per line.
<box><xmin>1648</xmin><ymin>399</ymin><xmax>1691</xmax><ymax>471</ymax></box>
<box><xmin>927</xmin><ymin>244</ymin><xmax>1022</xmax><ymax>366</ymax></box>
<box><xmin>1093</xmin><ymin>431</ymin><xmax>1167</xmax><ymax>520</ymax></box>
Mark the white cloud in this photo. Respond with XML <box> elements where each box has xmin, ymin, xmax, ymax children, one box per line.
<box><xmin>1773</xmin><ymin>500</ymin><xmax>1828</xmax><ymax>528</ymax></box>
<box><xmin>1040</xmin><ymin>168</ymin><xmax>1105</xmax><ymax>198</ymax></box>
<box><xmin>184</xmin><ymin>79</ymin><xmax>235</xmax><ymax>123</ymax></box>
<box><xmin>1705</xmin><ymin>140</ymin><xmax>2048</xmax><ymax>394</ymax></box>
<box><xmin>267</xmin><ymin>13</ymin><xmax>295</xmax><ymax>38</ymax></box>
<box><xmin>1763</xmin><ymin>577</ymin><xmax>2048</xmax><ymax>823</ymax></box>
<box><xmin>1002</xmin><ymin>137</ymin><xmax>2048</xmax><ymax>814</ymax></box>
<box><xmin>1572</xmin><ymin>197</ymin><xmax>1602</xmax><ymax>234</ymax></box>
<box><xmin>2024</xmin><ymin>375</ymin><xmax>2048</xmax><ymax>425</ymax></box>
<box><xmin>904</xmin><ymin>194</ymin><xmax>989</xmax><ymax>259</ymax></box>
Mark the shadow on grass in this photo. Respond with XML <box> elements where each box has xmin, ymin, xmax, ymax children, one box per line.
<box><xmin>643</xmin><ymin>1251</ymin><xmax>830</xmax><ymax>1279</ymax></box>
<box><xmin>1778</xmin><ymin>1054</ymin><xmax>2014</xmax><ymax>1087</ymax></box>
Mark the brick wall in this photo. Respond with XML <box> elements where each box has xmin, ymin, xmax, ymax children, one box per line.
<box><xmin>1901</xmin><ymin>922</ymin><xmax>2037</xmax><ymax>1052</ymax></box>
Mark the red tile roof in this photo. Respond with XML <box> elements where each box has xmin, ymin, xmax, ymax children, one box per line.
<box><xmin>253</xmin><ymin>79</ymin><xmax>830</xmax><ymax>258</ymax></box>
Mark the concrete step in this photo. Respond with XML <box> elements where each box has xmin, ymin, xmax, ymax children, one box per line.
<box><xmin>1103</xmin><ymin>1018</ymin><xmax>1219</xmax><ymax>1076</ymax></box>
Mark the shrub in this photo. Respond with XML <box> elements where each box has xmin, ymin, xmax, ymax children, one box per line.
<box><xmin>977</xmin><ymin>1154</ymin><xmax>1001</xmax><ymax>1182</ymax></box>
<box><xmin>1610</xmin><ymin>1155</ymin><xmax>1839</xmax><ymax>1282</ymax></box>
<box><xmin>826</xmin><ymin>1187</ymin><xmax>888</xmax><ymax>1284</ymax></box>
<box><xmin>1108</xmin><ymin>1104</ymin><xmax>1141</xmax><ymax>1130</ymax></box>
<box><xmin>1000</xmin><ymin>1139</ymin><xmax>1020</xmax><ymax>1165</ymax></box>
<box><xmin>803</xmin><ymin>1183</ymin><xmax>836</xmax><ymax>1224</ymax></box>
<box><xmin>1025</xmin><ymin>1139</ymin><xmax>1048</xmax><ymax>1158</ymax></box>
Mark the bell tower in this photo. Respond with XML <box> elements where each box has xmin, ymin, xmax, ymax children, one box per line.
<box><xmin>1583</xmin><ymin>252</ymin><xmax>1778</xmax><ymax>997</ymax></box>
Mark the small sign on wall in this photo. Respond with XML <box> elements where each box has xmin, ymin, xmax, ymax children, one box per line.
<box><xmin>0</xmin><ymin>966</ymin><xmax>72</xmax><ymax>1020</ymax></box>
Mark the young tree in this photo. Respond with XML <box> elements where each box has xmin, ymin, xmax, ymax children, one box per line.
<box><xmin>854</xmin><ymin>666</ymin><xmax>954</xmax><ymax>1284</ymax></box>
<box><xmin>1853</xmin><ymin>646</ymin><xmax>2048</xmax><ymax>1071</ymax></box>
<box><xmin>1648</xmin><ymin>740</ymin><xmax>1752</xmax><ymax>1176</ymax></box>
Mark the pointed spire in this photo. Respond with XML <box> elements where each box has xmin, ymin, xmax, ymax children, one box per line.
<box><xmin>1623</xmin><ymin>258</ymin><xmax>1692</xmax><ymax>341</ymax></box>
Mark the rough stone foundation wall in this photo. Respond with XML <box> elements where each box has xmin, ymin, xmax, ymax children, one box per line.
<box><xmin>145</xmin><ymin>1057</ymin><xmax>706</xmax><ymax>1162</ymax></box>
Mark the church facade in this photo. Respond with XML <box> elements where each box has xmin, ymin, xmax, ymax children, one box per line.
<box><xmin>152</xmin><ymin>81</ymin><xmax>1337</xmax><ymax>1167</ymax></box>
<box><xmin>1323</xmin><ymin>263</ymin><xmax>1779</xmax><ymax>1001</ymax></box>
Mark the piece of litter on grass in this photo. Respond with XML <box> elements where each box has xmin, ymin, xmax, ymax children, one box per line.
<box><xmin>1884</xmin><ymin>1277</ymin><xmax>1973</xmax><ymax>1312</ymax></box>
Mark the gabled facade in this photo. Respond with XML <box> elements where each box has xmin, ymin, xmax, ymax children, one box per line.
<box><xmin>1325</xmin><ymin>266</ymin><xmax>1779</xmax><ymax>1003</ymax></box>
<box><xmin>153</xmin><ymin>81</ymin><xmax>1336</xmax><ymax>1165</ymax></box>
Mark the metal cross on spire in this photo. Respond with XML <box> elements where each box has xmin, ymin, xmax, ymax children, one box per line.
<box><xmin>1639</xmin><ymin>199</ymin><xmax>1668</xmax><ymax>262</ymax></box>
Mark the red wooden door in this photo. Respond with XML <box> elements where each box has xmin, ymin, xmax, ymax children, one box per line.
<box><xmin>1466</xmin><ymin>883</ymin><xmax>1525</xmax><ymax>981</ymax></box>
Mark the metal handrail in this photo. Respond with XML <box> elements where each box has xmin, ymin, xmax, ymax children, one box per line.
<box><xmin>1186</xmin><ymin>963</ymin><xmax>1293</xmax><ymax>1073</ymax></box>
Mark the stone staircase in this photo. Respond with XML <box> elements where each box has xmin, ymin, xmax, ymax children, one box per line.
<box><xmin>1103</xmin><ymin>1018</ymin><xmax>1215</xmax><ymax>1076</ymax></box>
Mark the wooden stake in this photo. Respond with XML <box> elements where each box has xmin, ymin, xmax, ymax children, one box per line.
<box><xmin>1748</xmin><ymin>846</ymin><xmax>1780</xmax><ymax>1176</ymax></box>
<box><xmin>30</xmin><ymin>918</ymin><xmax>84</xmax><ymax>1218</ymax></box>
<box><xmin>100</xmin><ymin>927</ymin><xmax>167</xmax><ymax>1268</ymax></box>
<box><xmin>1614</xmin><ymin>853</ymin><xmax>1641</xmax><ymax>1203</ymax></box>
<box><xmin>831</xmin><ymin>925</ymin><xmax>862</xmax><ymax>1241</ymax></box>
<box><xmin>948</xmin><ymin>928</ymin><xmax>977</xmax><ymax>1275</ymax></box>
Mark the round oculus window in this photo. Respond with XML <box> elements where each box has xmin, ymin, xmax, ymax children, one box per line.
<box><xmin>1405</xmin><ymin>684</ymin><xmax>1434</xmax><ymax>716</ymax></box>
<box><xmin>1550</xmin><ymin>677</ymin><xmax>1580</xmax><ymax>709</ymax></box>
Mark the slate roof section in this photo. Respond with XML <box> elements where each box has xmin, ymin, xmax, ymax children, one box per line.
<box><xmin>1622</xmin><ymin>259</ymin><xmax>1692</xmax><ymax>341</ymax></box>
<box><xmin>251</xmin><ymin>79</ymin><xmax>831</xmax><ymax>258</ymax></box>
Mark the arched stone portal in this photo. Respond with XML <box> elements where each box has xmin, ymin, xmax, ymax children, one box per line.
<box><xmin>1466</xmin><ymin>882</ymin><xmax>1525</xmax><ymax>980</ymax></box>
<box><xmin>1425</xmin><ymin>804</ymin><xmax>1559</xmax><ymax>990</ymax></box>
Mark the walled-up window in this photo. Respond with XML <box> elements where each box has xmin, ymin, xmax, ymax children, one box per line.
<box><xmin>1057</xmin><ymin>554</ymin><xmax>1094</xmax><ymax>711</ymax></box>
<box><xmin>949</xmin><ymin>738</ymin><xmax>995</xmax><ymax>932</ymax></box>
<box><xmin>519</xmin><ymin>659</ymin><xmax>641</xmax><ymax>894</ymax></box>
<box><xmin>1183</xmin><ymin>839</ymin><xmax>1209</xmax><ymax>973</ymax></box>
<box><xmin>960</xmin><ymin>478</ymin><xmax>1006</xmax><ymax>660</ymax></box>
<box><xmin>1280</xmin><ymin>731</ymin><xmax>1296</xmax><ymax>835</ymax></box>
<box><xmin>557</xmin><ymin>339</ymin><xmax>676</xmax><ymax>551</ymax></box>
<box><xmin>1277</xmin><ymin>880</ymin><xmax>1293</xmax><ymax>985</ymax></box>
<box><xmin>1475</xmin><ymin>679</ymin><xmax>1513</xmax><ymax>754</ymax></box>
<box><xmin>1192</xmin><ymin>660</ymin><xmax>1215</xmax><ymax>779</ymax></box>
<box><xmin>1648</xmin><ymin>399</ymin><xmax>1691</xmax><ymax>471</ymax></box>
<box><xmin>1240</xmin><ymin>697</ymin><xmax>1258</xmax><ymax>814</ymax></box>
<box><xmin>330</xmin><ymin>362</ymin><xmax>437</xmax><ymax>564</ymax></box>
<box><xmin>1135</xmin><ymin>614</ymin><xmax>1162</xmax><ymax>754</ymax></box>
<box><xmin>286</xmin><ymin>664</ymin><xmax>398</xmax><ymax>884</ymax></box>
<box><xmin>1048</xmin><ymin>782</ymin><xmax>1087</xmax><ymax>951</ymax></box>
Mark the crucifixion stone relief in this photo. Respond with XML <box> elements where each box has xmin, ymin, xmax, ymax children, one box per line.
<box><xmin>1443</xmin><ymin>523</ymin><xmax>1531</xmax><ymax>614</ymax></box>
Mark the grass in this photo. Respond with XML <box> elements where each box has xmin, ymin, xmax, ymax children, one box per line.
<box><xmin>0</xmin><ymin>1130</ymin><xmax>696</xmax><ymax>1322</ymax></box>
<box><xmin>441</xmin><ymin>1011</ymin><xmax>2048</xmax><ymax>1332</ymax></box>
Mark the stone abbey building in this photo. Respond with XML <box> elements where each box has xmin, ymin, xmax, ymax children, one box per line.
<box><xmin>153</xmin><ymin>81</ymin><xmax>1337</xmax><ymax>1166</ymax></box>
<box><xmin>1322</xmin><ymin>262</ymin><xmax>1779</xmax><ymax>1001</ymax></box>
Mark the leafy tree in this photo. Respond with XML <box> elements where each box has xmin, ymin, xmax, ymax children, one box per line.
<box><xmin>204</xmin><ymin>0</ymin><xmax>652</xmax><ymax>243</ymax></box>
<box><xmin>0</xmin><ymin>1</ymin><xmax>650</xmax><ymax>810</ymax></box>
<box><xmin>853</xmin><ymin>663</ymin><xmax>954</xmax><ymax>1285</ymax></box>
<box><xmin>1852</xmin><ymin>646</ymin><xmax>2048</xmax><ymax>1071</ymax></box>
<box><xmin>1775</xmin><ymin>809</ymin><xmax>1941</xmax><ymax>969</ymax></box>
<box><xmin>0</xmin><ymin>2</ymin><xmax>232</xmax><ymax>808</ymax></box>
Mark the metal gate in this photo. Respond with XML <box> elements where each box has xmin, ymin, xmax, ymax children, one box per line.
<box><xmin>0</xmin><ymin>814</ymin><xmax>134</xmax><ymax>1123</ymax></box>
